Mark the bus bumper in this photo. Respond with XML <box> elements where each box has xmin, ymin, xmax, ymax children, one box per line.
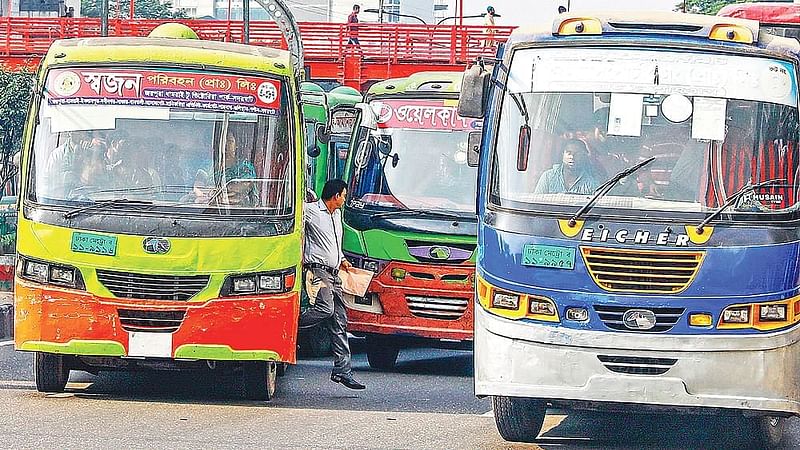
<box><xmin>475</xmin><ymin>307</ymin><xmax>800</xmax><ymax>415</ymax></box>
<box><xmin>13</xmin><ymin>280</ymin><xmax>299</xmax><ymax>363</ymax></box>
<box><xmin>344</xmin><ymin>261</ymin><xmax>473</xmax><ymax>342</ymax></box>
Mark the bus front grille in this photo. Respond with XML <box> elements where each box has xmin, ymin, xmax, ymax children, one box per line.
<box><xmin>406</xmin><ymin>296</ymin><xmax>469</xmax><ymax>320</ymax></box>
<box><xmin>581</xmin><ymin>246</ymin><xmax>704</xmax><ymax>294</ymax></box>
<box><xmin>594</xmin><ymin>305</ymin><xmax>685</xmax><ymax>333</ymax></box>
<box><xmin>597</xmin><ymin>355</ymin><xmax>677</xmax><ymax>375</ymax></box>
<box><xmin>97</xmin><ymin>269</ymin><xmax>210</xmax><ymax>301</ymax></box>
<box><xmin>118</xmin><ymin>309</ymin><xmax>186</xmax><ymax>333</ymax></box>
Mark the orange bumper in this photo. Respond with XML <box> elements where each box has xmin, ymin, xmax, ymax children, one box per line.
<box><xmin>346</xmin><ymin>261</ymin><xmax>474</xmax><ymax>341</ymax></box>
<box><xmin>14</xmin><ymin>280</ymin><xmax>298</xmax><ymax>363</ymax></box>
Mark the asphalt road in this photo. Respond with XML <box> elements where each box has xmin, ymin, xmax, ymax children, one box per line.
<box><xmin>0</xmin><ymin>339</ymin><xmax>774</xmax><ymax>449</ymax></box>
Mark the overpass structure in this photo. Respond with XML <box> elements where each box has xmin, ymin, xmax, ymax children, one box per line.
<box><xmin>0</xmin><ymin>18</ymin><xmax>514</xmax><ymax>90</ymax></box>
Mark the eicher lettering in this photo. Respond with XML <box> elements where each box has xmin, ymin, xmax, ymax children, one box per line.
<box><xmin>580</xmin><ymin>227</ymin><xmax>690</xmax><ymax>247</ymax></box>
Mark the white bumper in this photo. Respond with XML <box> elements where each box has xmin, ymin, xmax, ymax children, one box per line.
<box><xmin>475</xmin><ymin>307</ymin><xmax>800</xmax><ymax>415</ymax></box>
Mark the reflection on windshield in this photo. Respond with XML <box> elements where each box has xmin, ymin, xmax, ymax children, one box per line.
<box><xmin>492</xmin><ymin>48</ymin><xmax>800</xmax><ymax>217</ymax></box>
<box><xmin>349</xmin><ymin>128</ymin><xmax>476</xmax><ymax>214</ymax></box>
<box><xmin>32</xmin><ymin>110</ymin><xmax>294</xmax><ymax>215</ymax></box>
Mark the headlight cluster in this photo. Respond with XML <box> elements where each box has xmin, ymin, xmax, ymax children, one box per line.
<box><xmin>344</xmin><ymin>253</ymin><xmax>387</xmax><ymax>275</ymax></box>
<box><xmin>17</xmin><ymin>256</ymin><xmax>85</xmax><ymax>289</ymax></box>
<box><xmin>718</xmin><ymin>300</ymin><xmax>800</xmax><ymax>331</ymax></box>
<box><xmin>221</xmin><ymin>267</ymin><xmax>296</xmax><ymax>297</ymax></box>
<box><xmin>477</xmin><ymin>276</ymin><xmax>560</xmax><ymax>322</ymax></box>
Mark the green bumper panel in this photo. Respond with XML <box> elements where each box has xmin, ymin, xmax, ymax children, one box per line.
<box><xmin>18</xmin><ymin>340</ymin><xmax>126</xmax><ymax>356</ymax></box>
<box><xmin>174</xmin><ymin>344</ymin><xmax>280</xmax><ymax>361</ymax></box>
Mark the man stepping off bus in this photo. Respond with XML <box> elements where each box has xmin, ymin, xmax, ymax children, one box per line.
<box><xmin>300</xmin><ymin>179</ymin><xmax>366</xmax><ymax>390</ymax></box>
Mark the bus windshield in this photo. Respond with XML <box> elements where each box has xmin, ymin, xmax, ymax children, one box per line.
<box><xmin>492</xmin><ymin>47</ymin><xmax>800</xmax><ymax>218</ymax></box>
<box><xmin>350</xmin><ymin>130</ymin><xmax>476</xmax><ymax>215</ymax></box>
<box><xmin>30</xmin><ymin>68</ymin><xmax>294</xmax><ymax>216</ymax></box>
<box><xmin>349</xmin><ymin>99</ymin><xmax>479</xmax><ymax>216</ymax></box>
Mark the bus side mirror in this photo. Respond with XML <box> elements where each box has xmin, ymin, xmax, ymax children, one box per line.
<box><xmin>458</xmin><ymin>64</ymin><xmax>491</xmax><ymax>119</ymax></box>
<box><xmin>467</xmin><ymin>131</ymin><xmax>481</xmax><ymax>167</ymax></box>
<box><xmin>305</xmin><ymin>123</ymin><xmax>322</xmax><ymax>158</ymax></box>
<box><xmin>517</xmin><ymin>125</ymin><xmax>531</xmax><ymax>172</ymax></box>
<box><xmin>355</xmin><ymin>102</ymin><xmax>377</xmax><ymax>130</ymax></box>
<box><xmin>315</xmin><ymin>122</ymin><xmax>330</xmax><ymax>144</ymax></box>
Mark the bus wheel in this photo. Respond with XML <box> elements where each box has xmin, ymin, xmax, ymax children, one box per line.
<box><xmin>365</xmin><ymin>336</ymin><xmax>399</xmax><ymax>371</ymax></box>
<box><xmin>34</xmin><ymin>352</ymin><xmax>70</xmax><ymax>393</ymax></box>
<box><xmin>307</xmin><ymin>325</ymin><xmax>332</xmax><ymax>357</ymax></box>
<box><xmin>759</xmin><ymin>416</ymin><xmax>800</xmax><ymax>449</ymax></box>
<box><xmin>492</xmin><ymin>396</ymin><xmax>546</xmax><ymax>443</ymax></box>
<box><xmin>242</xmin><ymin>361</ymin><xmax>277</xmax><ymax>401</ymax></box>
<box><xmin>276</xmin><ymin>362</ymin><xmax>287</xmax><ymax>377</ymax></box>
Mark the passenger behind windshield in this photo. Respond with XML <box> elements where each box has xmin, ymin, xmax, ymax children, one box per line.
<box><xmin>534</xmin><ymin>139</ymin><xmax>599</xmax><ymax>195</ymax></box>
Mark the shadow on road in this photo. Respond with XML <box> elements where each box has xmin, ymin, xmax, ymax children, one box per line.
<box><xmin>51</xmin><ymin>347</ymin><xmax>487</xmax><ymax>415</ymax></box>
<box><xmin>534</xmin><ymin>410</ymin><xmax>762</xmax><ymax>449</ymax></box>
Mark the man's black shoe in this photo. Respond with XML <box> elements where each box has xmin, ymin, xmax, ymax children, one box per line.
<box><xmin>330</xmin><ymin>372</ymin><xmax>366</xmax><ymax>390</ymax></box>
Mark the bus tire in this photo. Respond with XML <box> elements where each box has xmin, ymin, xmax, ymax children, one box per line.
<box><xmin>492</xmin><ymin>395</ymin><xmax>546</xmax><ymax>444</ymax></box>
<box><xmin>307</xmin><ymin>325</ymin><xmax>332</xmax><ymax>357</ymax></box>
<box><xmin>242</xmin><ymin>361</ymin><xmax>277</xmax><ymax>401</ymax></box>
<box><xmin>365</xmin><ymin>336</ymin><xmax>399</xmax><ymax>371</ymax></box>
<box><xmin>759</xmin><ymin>415</ymin><xmax>800</xmax><ymax>449</ymax></box>
<box><xmin>276</xmin><ymin>362</ymin><xmax>287</xmax><ymax>377</ymax></box>
<box><xmin>34</xmin><ymin>352</ymin><xmax>69</xmax><ymax>393</ymax></box>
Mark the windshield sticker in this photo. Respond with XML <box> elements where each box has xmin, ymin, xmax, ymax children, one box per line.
<box><xmin>46</xmin><ymin>69</ymin><xmax>282</xmax><ymax>115</ymax></box>
<box><xmin>373</xmin><ymin>100</ymin><xmax>482</xmax><ymax>131</ymax></box>
<box><xmin>522</xmin><ymin>48</ymin><xmax>798</xmax><ymax>107</ymax></box>
<box><xmin>522</xmin><ymin>244</ymin><xmax>575</xmax><ymax>269</ymax></box>
<box><xmin>692</xmin><ymin>97</ymin><xmax>727</xmax><ymax>141</ymax></box>
<box><xmin>580</xmin><ymin>227</ymin><xmax>691</xmax><ymax>247</ymax></box>
<box><xmin>608</xmin><ymin>93</ymin><xmax>644</xmax><ymax>137</ymax></box>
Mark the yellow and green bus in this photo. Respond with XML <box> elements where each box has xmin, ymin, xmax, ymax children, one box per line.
<box><xmin>14</xmin><ymin>22</ymin><xmax>305</xmax><ymax>400</ymax></box>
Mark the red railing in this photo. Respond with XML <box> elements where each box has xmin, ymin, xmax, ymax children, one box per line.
<box><xmin>0</xmin><ymin>18</ymin><xmax>513</xmax><ymax>87</ymax></box>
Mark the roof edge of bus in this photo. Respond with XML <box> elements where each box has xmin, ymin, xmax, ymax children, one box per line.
<box><xmin>511</xmin><ymin>11</ymin><xmax>762</xmax><ymax>45</ymax></box>
<box><xmin>367</xmin><ymin>71</ymin><xmax>464</xmax><ymax>97</ymax></box>
<box><xmin>46</xmin><ymin>37</ymin><xmax>291</xmax><ymax>66</ymax></box>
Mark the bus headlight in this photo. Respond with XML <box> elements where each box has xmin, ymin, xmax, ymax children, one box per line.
<box><xmin>363</xmin><ymin>260</ymin><xmax>380</xmax><ymax>273</ymax></box>
<box><xmin>232</xmin><ymin>276</ymin><xmax>257</xmax><ymax>294</ymax></box>
<box><xmin>18</xmin><ymin>256</ymin><xmax>84</xmax><ymax>289</ymax></box>
<box><xmin>492</xmin><ymin>291</ymin><xmax>520</xmax><ymax>309</ymax></box>
<box><xmin>759</xmin><ymin>304</ymin><xmax>787</xmax><ymax>322</ymax></box>
<box><xmin>258</xmin><ymin>274</ymin><xmax>283</xmax><ymax>291</ymax></box>
<box><xmin>50</xmin><ymin>266</ymin><xmax>76</xmax><ymax>285</ymax></box>
<box><xmin>23</xmin><ymin>260</ymin><xmax>49</xmax><ymax>283</ymax></box>
<box><xmin>529</xmin><ymin>298</ymin><xmax>556</xmax><ymax>316</ymax></box>
<box><xmin>722</xmin><ymin>306</ymin><xmax>750</xmax><ymax>324</ymax></box>
<box><xmin>222</xmin><ymin>267</ymin><xmax>296</xmax><ymax>297</ymax></box>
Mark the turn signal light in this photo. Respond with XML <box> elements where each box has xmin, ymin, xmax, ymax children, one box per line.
<box><xmin>390</xmin><ymin>268</ymin><xmax>406</xmax><ymax>280</ymax></box>
<box><xmin>689</xmin><ymin>313</ymin><xmax>713</xmax><ymax>327</ymax></box>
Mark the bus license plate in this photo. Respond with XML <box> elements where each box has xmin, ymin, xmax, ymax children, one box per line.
<box><xmin>128</xmin><ymin>332</ymin><xmax>172</xmax><ymax>358</ymax></box>
<box><xmin>522</xmin><ymin>244</ymin><xmax>575</xmax><ymax>270</ymax></box>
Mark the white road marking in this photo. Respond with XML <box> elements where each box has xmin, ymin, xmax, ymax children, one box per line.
<box><xmin>0</xmin><ymin>380</ymin><xmax>34</xmax><ymax>388</ymax></box>
<box><xmin>480</xmin><ymin>410</ymin><xmax>494</xmax><ymax>417</ymax></box>
<box><xmin>0</xmin><ymin>340</ymin><xmax>14</xmax><ymax>347</ymax></box>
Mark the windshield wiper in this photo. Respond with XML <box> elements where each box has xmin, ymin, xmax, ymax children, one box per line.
<box><xmin>568</xmin><ymin>157</ymin><xmax>656</xmax><ymax>227</ymax></box>
<box><xmin>63</xmin><ymin>198</ymin><xmax>154</xmax><ymax>219</ymax></box>
<box><xmin>371</xmin><ymin>208</ymin><xmax>464</xmax><ymax>220</ymax></box>
<box><xmin>695</xmin><ymin>178</ymin><xmax>785</xmax><ymax>233</ymax></box>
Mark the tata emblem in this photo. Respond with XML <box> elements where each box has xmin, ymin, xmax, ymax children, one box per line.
<box><xmin>622</xmin><ymin>309</ymin><xmax>657</xmax><ymax>330</ymax></box>
<box><xmin>429</xmin><ymin>246</ymin><xmax>451</xmax><ymax>260</ymax></box>
<box><xmin>143</xmin><ymin>237</ymin><xmax>171</xmax><ymax>255</ymax></box>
